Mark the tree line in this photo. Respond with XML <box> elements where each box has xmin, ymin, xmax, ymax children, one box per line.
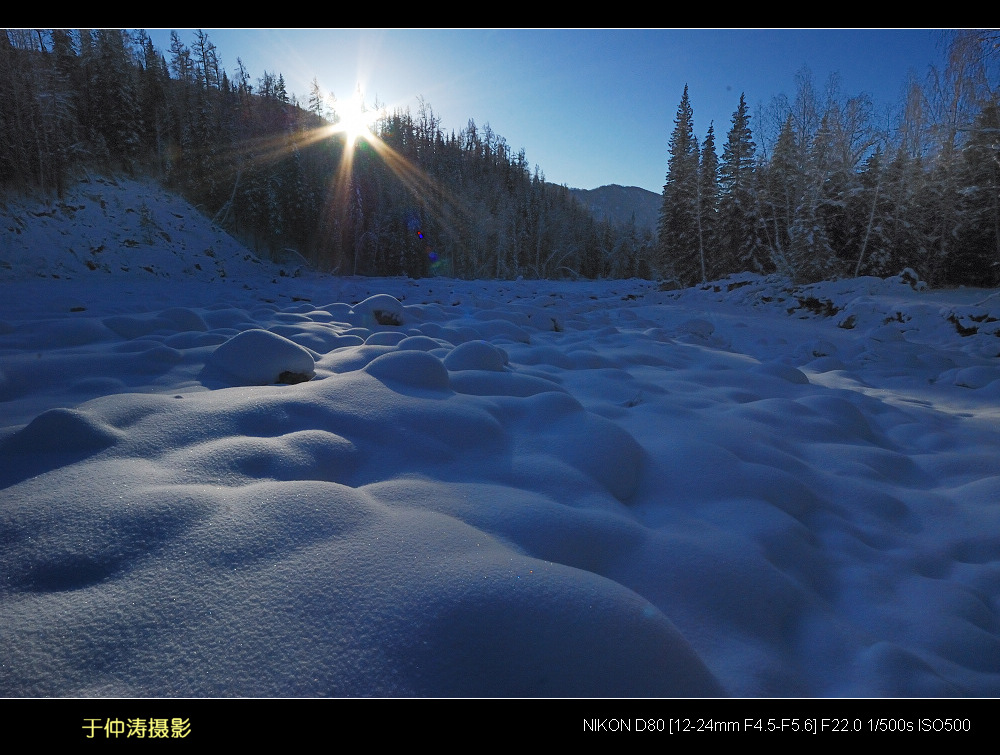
<box><xmin>0</xmin><ymin>29</ymin><xmax>653</xmax><ymax>280</ymax></box>
<box><xmin>657</xmin><ymin>30</ymin><xmax>1000</xmax><ymax>289</ymax></box>
<box><xmin>3</xmin><ymin>30</ymin><xmax>996</xmax><ymax>287</ymax></box>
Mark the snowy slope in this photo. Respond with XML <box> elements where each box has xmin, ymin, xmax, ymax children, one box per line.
<box><xmin>0</xmin><ymin>175</ymin><xmax>288</xmax><ymax>284</ymax></box>
<box><xmin>2</xmin><ymin>178</ymin><xmax>1000</xmax><ymax>697</ymax></box>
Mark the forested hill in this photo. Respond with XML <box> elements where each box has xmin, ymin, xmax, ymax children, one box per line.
<box><xmin>0</xmin><ymin>29</ymin><xmax>651</xmax><ymax>280</ymax></box>
<box><xmin>570</xmin><ymin>185</ymin><xmax>661</xmax><ymax>231</ymax></box>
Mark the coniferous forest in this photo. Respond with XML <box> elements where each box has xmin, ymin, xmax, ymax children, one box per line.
<box><xmin>658</xmin><ymin>31</ymin><xmax>1000</xmax><ymax>289</ymax></box>
<box><xmin>1</xmin><ymin>29</ymin><xmax>997</xmax><ymax>287</ymax></box>
<box><xmin>0</xmin><ymin>29</ymin><xmax>652</xmax><ymax>280</ymax></box>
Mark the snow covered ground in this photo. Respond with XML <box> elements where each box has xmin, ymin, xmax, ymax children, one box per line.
<box><xmin>2</xmin><ymin>178</ymin><xmax>1000</xmax><ymax>697</ymax></box>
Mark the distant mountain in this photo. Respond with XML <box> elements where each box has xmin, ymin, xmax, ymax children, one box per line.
<box><xmin>570</xmin><ymin>185</ymin><xmax>661</xmax><ymax>232</ymax></box>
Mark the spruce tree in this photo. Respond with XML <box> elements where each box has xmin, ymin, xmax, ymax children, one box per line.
<box><xmin>696</xmin><ymin>122</ymin><xmax>719</xmax><ymax>281</ymax></box>
<box><xmin>787</xmin><ymin>113</ymin><xmax>838</xmax><ymax>282</ymax></box>
<box><xmin>850</xmin><ymin>146</ymin><xmax>892</xmax><ymax>277</ymax></box>
<box><xmin>953</xmin><ymin>101</ymin><xmax>1000</xmax><ymax>285</ymax></box>
<box><xmin>136</xmin><ymin>31</ymin><xmax>169</xmax><ymax>172</ymax></box>
<box><xmin>93</xmin><ymin>29</ymin><xmax>139</xmax><ymax>169</ymax></box>
<box><xmin>718</xmin><ymin>93</ymin><xmax>761</xmax><ymax>274</ymax></box>
<box><xmin>757</xmin><ymin>116</ymin><xmax>799</xmax><ymax>276</ymax></box>
<box><xmin>657</xmin><ymin>85</ymin><xmax>701</xmax><ymax>285</ymax></box>
<box><xmin>881</xmin><ymin>147</ymin><xmax>926</xmax><ymax>277</ymax></box>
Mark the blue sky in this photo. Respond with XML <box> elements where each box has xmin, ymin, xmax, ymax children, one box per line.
<box><xmin>146</xmin><ymin>29</ymin><xmax>947</xmax><ymax>194</ymax></box>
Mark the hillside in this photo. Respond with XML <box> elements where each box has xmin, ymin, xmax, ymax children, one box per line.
<box><xmin>570</xmin><ymin>184</ymin><xmax>661</xmax><ymax>231</ymax></box>
<box><xmin>0</xmin><ymin>175</ymin><xmax>300</xmax><ymax>283</ymax></box>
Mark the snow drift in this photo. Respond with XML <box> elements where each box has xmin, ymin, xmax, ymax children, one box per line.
<box><xmin>2</xmin><ymin>179</ymin><xmax>1000</xmax><ymax>697</ymax></box>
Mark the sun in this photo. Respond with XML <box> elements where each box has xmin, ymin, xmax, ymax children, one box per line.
<box><xmin>333</xmin><ymin>86</ymin><xmax>374</xmax><ymax>148</ymax></box>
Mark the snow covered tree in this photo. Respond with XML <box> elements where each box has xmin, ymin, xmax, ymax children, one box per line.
<box><xmin>921</xmin><ymin>30</ymin><xmax>1000</xmax><ymax>286</ymax></box>
<box><xmin>307</xmin><ymin>77</ymin><xmax>328</xmax><ymax>122</ymax></box>
<box><xmin>849</xmin><ymin>146</ymin><xmax>891</xmax><ymax>277</ymax></box>
<box><xmin>953</xmin><ymin>101</ymin><xmax>1000</xmax><ymax>285</ymax></box>
<box><xmin>717</xmin><ymin>94</ymin><xmax>760</xmax><ymax>274</ymax></box>
<box><xmin>657</xmin><ymin>85</ymin><xmax>701</xmax><ymax>285</ymax></box>
<box><xmin>757</xmin><ymin>116</ymin><xmax>799</xmax><ymax>275</ymax></box>
<box><xmin>786</xmin><ymin>113</ymin><xmax>839</xmax><ymax>282</ymax></box>
<box><xmin>696</xmin><ymin>122</ymin><xmax>719</xmax><ymax>281</ymax></box>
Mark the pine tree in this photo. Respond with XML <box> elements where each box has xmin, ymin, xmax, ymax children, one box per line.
<box><xmin>657</xmin><ymin>85</ymin><xmax>701</xmax><ymax>285</ymax></box>
<box><xmin>879</xmin><ymin>146</ymin><xmax>927</xmax><ymax>276</ymax></box>
<box><xmin>696</xmin><ymin>122</ymin><xmax>719</xmax><ymax>281</ymax></box>
<box><xmin>168</xmin><ymin>31</ymin><xmax>193</xmax><ymax>83</ymax></box>
<box><xmin>850</xmin><ymin>146</ymin><xmax>891</xmax><ymax>277</ymax></box>
<box><xmin>136</xmin><ymin>30</ymin><xmax>169</xmax><ymax>171</ymax></box>
<box><xmin>953</xmin><ymin>101</ymin><xmax>1000</xmax><ymax>285</ymax></box>
<box><xmin>718</xmin><ymin>93</ymin><xmax>761</xmax><ymax>274</ymax></box>
<box><xmin>786</xmin><ymin>113</ymin><xmax>838</xmax><ymax>282</ymax></box>
<box><xmin>92</xmin><ymin>29</ymin><xmax>140</xmax><ymax>169</ymax></box>
<box><xmin>33</xmin><ymin>30</ymin><xmax>79</xmax><ymax>196</ymax></box>
<box><xmin>757</xmin><ymin>116</ymin><xmax>799</xmax><ymax>275</ymax></box>
<box><xmin>0</xmin><ymin>31</ymin><xmax>47</xmax><ymax>190</ymax></box>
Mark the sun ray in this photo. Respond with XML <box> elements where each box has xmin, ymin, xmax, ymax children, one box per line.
<box><xmin>300</xmin><ymin>85</ymin><xmax>481</xmax><ymax>274</ymax></box>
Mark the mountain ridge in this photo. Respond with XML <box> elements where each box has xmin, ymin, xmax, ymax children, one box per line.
<box><xmin>569</xmin><ymin>184</ymin><xmax>660</xmax><ymax>231</ymax></box>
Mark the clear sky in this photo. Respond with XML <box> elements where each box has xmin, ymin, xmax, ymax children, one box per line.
<box><xmin>145</xmin><ymin>29</ymin><xmax>948</xmax><ymax>194</ymax></box>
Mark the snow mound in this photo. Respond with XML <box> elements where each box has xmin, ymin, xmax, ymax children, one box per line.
<box><xmin>350</xmin><ymin>294</ymin><xmax>406</xmax><ymax>326</ymax></box>
<box><xmin>3</xmin><ymin>407</ymin><xmax>123</xmax><ymax>453</ymax></box>
<box><xmin>208</xmin><ymin>329</ymin><xmax>316</xmax><ymax>385</ymax></box>
<box><xmin>444</xmin><ymin>340</ymin><xmax>509</xmax><ymax>372</ymax></box>
<box><xmin>362</xmin><ymin>349</ymin><xmax>451</xmax><ymax>390</ymax></box>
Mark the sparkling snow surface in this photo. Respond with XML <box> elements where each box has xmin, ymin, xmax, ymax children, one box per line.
<box><xmin>2</xmin><ymin>180</ymin><xmax>1000</xmax><ymax>697</ymax></box>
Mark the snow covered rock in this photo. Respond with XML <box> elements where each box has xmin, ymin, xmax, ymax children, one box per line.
<box><xmin>350</xmin><ymin>294</ymin><xmax>405</xmax><ymax>326</ymax></box>
<box><xmin>208</xmin><ymin>329</ymin><xmax>316</xmax><ymax>385</ymax></box>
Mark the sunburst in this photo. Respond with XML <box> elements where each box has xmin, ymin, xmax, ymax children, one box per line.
<box><xmin>331</xmin><ymin>86</ymin><xmax>374</xmax><ymax>148</ymax></box>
